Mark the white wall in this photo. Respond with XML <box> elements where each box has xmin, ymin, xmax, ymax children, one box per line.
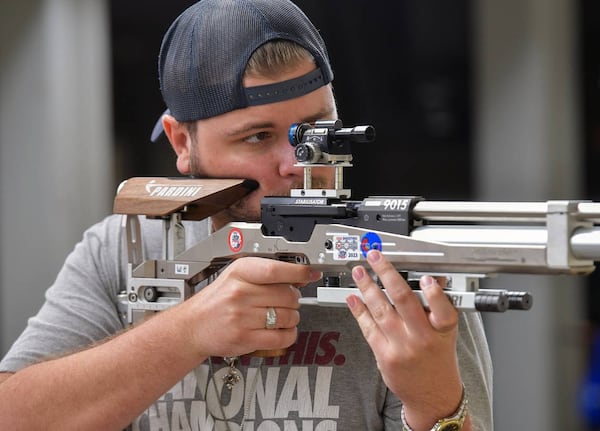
<box><xmin>0</xmin><ymin>0</ymin><xmax>113</xmax><ymax>355</ymax></box>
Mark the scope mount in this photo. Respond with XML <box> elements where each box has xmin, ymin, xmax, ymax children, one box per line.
<box><xmin>288</xmin><ymin>119</ymin><xmax>375</xmax><ymax>199</ymax></box>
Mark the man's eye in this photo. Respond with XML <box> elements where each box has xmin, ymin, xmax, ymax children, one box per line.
<box><xmin>244</xmin><ymin>131</ymin><xmax>271</xmax><ymax>145</ymax></box>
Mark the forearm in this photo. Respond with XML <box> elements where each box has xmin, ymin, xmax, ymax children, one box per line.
<box><xmin>0</xmin><ymin>308</ymin><xmax>203</xmax><ymax>430</ymax></box>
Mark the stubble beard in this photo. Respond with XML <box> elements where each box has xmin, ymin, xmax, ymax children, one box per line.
<box><xmin>221</xmin><ymin>176</ymin><xmax>332</xmax><ymax>222</ymax></box>
<box><xmin>189</xmin><ymin>147</ymin><xmax>332</xmax><ymax>224</ymax></box>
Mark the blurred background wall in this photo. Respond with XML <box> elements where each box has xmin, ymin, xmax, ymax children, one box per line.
<box><xmin>0</xmin><ymin>0</ymin><xmax>113</xmax><ymax>366</ymax></box>
<box><xmin>1</xmin><ymin>0</ymin><xmax>598</xmax><ymax>429</ymax></box>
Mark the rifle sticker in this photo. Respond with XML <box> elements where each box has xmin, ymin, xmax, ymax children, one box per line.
<box><xmin>361</xmin><ymin>232</ymin><xmax>382</xmax><ymax>257</ymax></box>
<box><xmin>332</xmin><ymin>234</ymin><xmax>360</xmax><ymax>261</ymax></box>
<box><xmin>175</xmin><ymin>264</ymin><xmax>189</xmax><ymax>275</ymax></box>
<box><xmin>228</xmin><ymin>228</ymin><xmax>244</xmax><ymax>252</ymax></box>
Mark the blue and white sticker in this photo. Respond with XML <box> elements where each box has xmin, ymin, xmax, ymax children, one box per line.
<box><xmin>361</xmin><ymin>232</ymin><xmax>382</xmax><ymax>257</ymax></box>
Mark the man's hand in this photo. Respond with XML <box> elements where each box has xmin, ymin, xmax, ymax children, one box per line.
<box><xmin>176</xmin><ymin>257</ymin><xmax>322</xmax><ymax>358</ymax></box>
<box><xmin>346</xmin><ymin>249</ymin><xmax>469</xmax><ymax>431</ymax></box>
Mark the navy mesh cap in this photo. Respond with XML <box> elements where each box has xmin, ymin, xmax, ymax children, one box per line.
<box><xmin>158</xmin><ymin>0</ymin><xmax>334</xmax><ymax>123</ymax></box>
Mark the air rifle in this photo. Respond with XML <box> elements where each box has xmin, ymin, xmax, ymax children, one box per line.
<box><xmin>114</xmin><ymin>120</ymin><xmax>600</xmax><ymax>325</ymax></box>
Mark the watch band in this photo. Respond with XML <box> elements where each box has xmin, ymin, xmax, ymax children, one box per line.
<box><xmin>401</xmin><ymin>385</ymin><xmax>468</xmax><ymax>431</ymax></box>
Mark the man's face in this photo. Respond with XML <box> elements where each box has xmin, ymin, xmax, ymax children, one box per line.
<box><xmin>188</xmin><ymin>60</ymin><xmax>337</xmax><ymax>228</ymax></box>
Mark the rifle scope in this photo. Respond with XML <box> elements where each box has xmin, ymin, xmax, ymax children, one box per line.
<box><xmin>288</xmin><ymin>120</ymin><xmax>375</xmax><ymax>164</ymax></box>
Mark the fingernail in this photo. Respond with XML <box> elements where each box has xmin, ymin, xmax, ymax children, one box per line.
<box><xmin>367</xmin><ymin>249</ymin><xmax>381</xmax><ymax>263</ymax></box>
<box><xmin>309</xmin><ymin>270</ymin><xmax>323</xmax><ymax>281</ymax></box>
<box><xmin>346</xmin><ymin>295</ymin><xmax>359</xmax><ymax>309</ymax></box>
<box><xmin>352</xmin><ymin>266</ymin><xmax>365</xmax><ymax>281</ymax></box>
<box><xmin>290</xmin><ymin>285</ymin><xmax>302</xmax><ymax>298</ymax></box>
<box><xmin>420</xmin><ymin>275</ymin><xmax>436</xmax><ymax>289</ymax></box>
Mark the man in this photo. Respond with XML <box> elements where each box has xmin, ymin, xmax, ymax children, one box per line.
<box><xmin>0</xmin><ymin>1</ymin><xmax>493</xmax><ymax>430</ymax></box>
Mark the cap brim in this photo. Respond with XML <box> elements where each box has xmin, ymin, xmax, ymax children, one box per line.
<box><xmin>150</xmin><ymin>108</ymin><xmax>171</xmax><ymax>144</ymax></box>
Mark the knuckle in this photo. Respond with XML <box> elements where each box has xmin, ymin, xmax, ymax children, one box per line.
<box><xmin>261</xmin><ymin>260</ymin><xmax>278</xmax><ymax>279</ymax></box>
<box><xmin>433</xmin><ymin>312</ymin><xmax>459</xmax><ymax>331</ymax></box>
<box><xmin>279</xmin><ymin>309</ymin><xmax>300</xmax><ymax>328</ymax></box>
<box><xmin>376</xmin><ymin>269</ymin><xmax>407</xmax><ymax>290</ymax></box>
<box><xmin>357</xmin><ymin>318</ymin><xmax>378</xmax><ymax>341</ymax></box>
<box><xmin>375</xmin><ymin>263</ymin><xmax>396</xmax><ymax>279</ymax></box>
<box><xmin>222</xmin><ymin>281</ymin><xmax>246</xmax><ymax>302</ymax></box>
<box><xmin>285</xmin><ymin>285</ymin><xmax>302</xmax><ymax>305</ymax></box>
<box><xmin>389</xmin><ymin>286</ymin><xmax>414</xmax><ymax>307</ymax></box>
<box><xmin>370</xmin><ymin>301</ymin><xmax>394</xmax><ymax>321</ymax></box>
<box><xmin>283</xmin><ymin>328</ymin><xmax>299</xmax><ymax>347</ymax></box>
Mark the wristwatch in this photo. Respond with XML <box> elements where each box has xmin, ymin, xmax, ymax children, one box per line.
<box><xmin>401</xmin><ymin>386</ymin><xmax>468</xmax><ymax>431</ymax></box>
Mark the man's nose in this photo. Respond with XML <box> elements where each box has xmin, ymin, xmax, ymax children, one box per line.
<box><xmin>277</xmin><ymin>140</ymin><xmax>303</xmax><ymax>177</ymax></box>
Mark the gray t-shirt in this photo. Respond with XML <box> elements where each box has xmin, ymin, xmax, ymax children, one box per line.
<box><xmin>0</xmin><ymin>214</ymin><xmax>494</xmax><ymax>430</ymax></box>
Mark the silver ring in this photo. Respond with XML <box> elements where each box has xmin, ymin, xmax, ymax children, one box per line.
<box><xmin>265</xmin><ymin>307</ymin><xmax>277</xmax><ymax>329</ymax></box>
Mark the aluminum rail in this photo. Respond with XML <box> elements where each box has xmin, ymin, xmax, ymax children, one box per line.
<box><xmin>410</xmin><ymin>225</ymin><xmax>600</xmax><ymax>262</ymax></box>
<box><xmin>412</xmin><ymin>200</ymin><xmax>600</xmax><ymax>223</ymax></box>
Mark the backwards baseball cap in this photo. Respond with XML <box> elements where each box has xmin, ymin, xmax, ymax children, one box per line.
<box><xmin>151</xmin><ymin>0</ymin><xmax>334</xmax><ymax>143</ymax></box>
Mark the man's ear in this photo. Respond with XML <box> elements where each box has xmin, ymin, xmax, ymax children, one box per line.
<box><xmin>162</xmin><ymin>114</ymin><xmax>192</xmax><ymax>175</ymax></box>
